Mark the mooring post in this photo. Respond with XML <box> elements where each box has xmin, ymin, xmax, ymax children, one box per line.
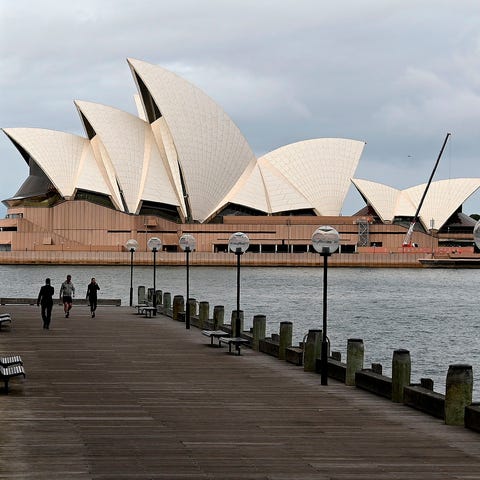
<box><xmin>163</xmin><ymin>292</ymin><xmax>172</xmax><ymax>310</ymax></box>
<box><xmin>392</xmin><ymin>349</ymin><xmax>411</xmax><ymax>402</ymax></box>
<box><xmin>230</xmin><ymin>309</ymin><xmax>244</xmax><ymax>337</ymax></box>
<box><xmin>213</xmin><ymin>305</ymin><xmax>224</xmax><ymax>329</ymax></box>
<box><xmin>198</xmin><ymin>301</ymin><xmax>209</xmax><ymax>329</ymax></box>
<box><xmin>172</xmin><ymin>295</ymin><xmax>184</xmax><ymax>321</ymax></box>
<box><xmin>188</xmin><ymin>297</ymin><xmax>197</xmax><ymax>318</ymax></box>
<box><xmin>304</xmin><ymin>329</ymin><xmax>322</xmax><ymax>372</ymax></box>
<box><xmin>155</xmin><ymin>290</ymin><xmax>162</xmax><ymax>308</ymax></box>
<box><xmin>346</xmin><ymin>338</ymin><xmax>364</xmax><ymax>386</ymax></box>
<box><xmin>137</xmin><ymin>285</ymin><xmax>146</xmax><ymax>304</ymax></box>
<box><xmin>252</xmin><ymin>314</ymin><xmax>266</xmax><ymax>351</ymax></box>
<box><xmin>445</xmin><ymin>364</ymin><xmax>473</xmax><ymax>426</ymax></box>
<box><xmin>147</xmin><ymin>288</ymin><xmax>155</xmax><ymax>303</ymax></box>
<box><xmin>279</xmin><ymin>321</ymin><xmax>293</xmax><ymax>360</ymax></box>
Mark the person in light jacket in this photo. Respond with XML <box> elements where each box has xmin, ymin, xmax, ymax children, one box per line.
<box><xmin>59</xmin><ymin>274</ymin><xmax>75</xmax><ymax>318</ymax></box>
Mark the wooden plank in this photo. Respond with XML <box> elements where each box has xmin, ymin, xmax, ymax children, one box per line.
<box><xmin>0</xmin><ymin>304</ymin><xmax>478</xmax><ymax>479</ymax></box>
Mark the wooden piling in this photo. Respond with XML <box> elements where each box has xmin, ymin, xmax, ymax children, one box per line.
<box><xmin>445</xmin><ymin>364</ymin><xmax>473</xmax><ymax>426</ymax></box>
<box><xmin>392</xmin><ymin>349</ymin><xmax>411</xmax><ymax>403</ymax></box>
<box><xmin>252</xmin><ymin>315</ymin><xmax>266</xmax><ymax>351</ymax></box>
<box><xmin>346</xmin><ymin>338</ymin><xmax>364</xmax><ymax>386</ymax></box>
<box><xmin>173</xmin><ymin>295</ymin><xmax>184</xmax><ymax>321</ymax></box>
<box><xmin>279</xmin><ymin>321</ymin><xmax>293</xmax><ymax>360</ymax></box>
<box><xmin>213</xmin><ymin>305</ymin><xmax>224</xmax><ymax>329</ymax></box>
<box><xmin>230</xmin><ymin>310</ymin><xmax>244</xmax><ymax>337</ymax></box>
<box><xmin>199</xmin><ymin>301</ymin><xmax>209</xmax><ymax>329</ymax></box>
<box><xmin>188</xmin><ymin>298</ymin><xmax>197</xmax><ymax>317</ymax></box>
<box><xmin>304</xmin><ymin>329</ymin><xmax>322</xmax><ymax>372</ymax></box>
<box><xmin>137</xmin><ymin>285</ymin><xmax>146</xmax><ymax>304</ymax></box>
<box><xmin>163</xmin><ymin>292</ymin><xmax>172</xmax><ymax>310</ymax></box>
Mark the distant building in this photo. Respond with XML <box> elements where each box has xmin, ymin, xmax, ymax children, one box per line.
<box><xmin>1</xmin><ymin>59</ymin><xmax>479</xmax><ymax>255</ymax></box>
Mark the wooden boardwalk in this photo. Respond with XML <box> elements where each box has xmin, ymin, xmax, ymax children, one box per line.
<box><xmin>0</xmin><ymin>305</ymin><xmax>479</xmax><ymax>479</ymax></box>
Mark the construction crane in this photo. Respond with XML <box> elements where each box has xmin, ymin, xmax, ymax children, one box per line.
<box><xmin>402</xmin><ymin>132</ymin><xmax>451</xmax><ymax>247</ymax></box>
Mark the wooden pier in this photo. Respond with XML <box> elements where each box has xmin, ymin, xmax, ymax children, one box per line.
<box><xmin>0</xmin><ymin>304</ymin><xmax>479</xmax><ymax>479</ymax></box>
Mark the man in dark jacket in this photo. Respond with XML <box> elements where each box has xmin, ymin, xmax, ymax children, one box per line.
<box><xmin>37</xmin><ymin>278</ymin><xmax>54</xmax><ymax>329</ymax></box>
<box><xmin>86</xmin><ymin>277</ymin><xmax>100</xmax><ymax>317</ymax></box>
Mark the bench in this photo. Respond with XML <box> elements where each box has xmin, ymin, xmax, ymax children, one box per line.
<box><xmin>201</xmin><ymin>330</ymin><xmax>229</xmax><ymax>347</ymax></box>
<box><xmin>0</xmin><ymin>315</ymin><xmax>11</xmax><ymax>331</ymax></box>
<box><xmin>0</xmin><ymin>355</ymin><xmax>22</xmax><ymax>367</ymax></box>
<box><xmin>139</xmin><ymin>306</ymin><xmax>157</xmax><ymax>318</ymax></box>
<box><xmin>218</xmin><ymin>337</ymin><xmax>250</xmax><ymax>355</ymax></box>
<box><xmin>0</xmin><ymin>364</ymin><xmax>26</xmax><ymax>393</ymax></box>
<box><xmin>135</xmin><ymin>303</ymin><xmax>150</xmax><ymax>314</ymax></box>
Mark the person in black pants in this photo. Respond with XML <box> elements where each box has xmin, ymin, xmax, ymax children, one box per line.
<box><xmin>86</xmin><ymin>277</ymin><xmax>100</xmax><ymax>317</ymax></box>
<box><xmin>37</xmin><ymin>278</ymin><xmax>54</xmax><ymax>329</ymax></box>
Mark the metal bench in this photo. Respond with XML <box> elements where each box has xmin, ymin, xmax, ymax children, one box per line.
<box><xmin>218</xmin><ymin>337</ymin><xmax>250</xmax><ymax>355</ymax></box>
<box><xmin>0</xmin><ymin>355</ymin><xmax>23</xmax><ymax>367</ymax></box>
<box><xmin>139</xmin><ymin>306</ymin><xmax>157</xmax><ymax>318</ymax></box>
<box><xmin>0</xmin><ymin>364</ymin><xmax>26</xmax><ymax>393</ymax></box>
<box><xmin>135</xmin><ymin>303</ymin><xmax>149</xmax><ymax>314</ymax></box>
<box><xmin>0</xmin><ymin>315</ymin><xmax>11</xmax><ymax>331</ymax></box>
<box><xmin>201</xmin><ymin>330</ymin><xmax>229</xmax><ymax>347</ymax></box>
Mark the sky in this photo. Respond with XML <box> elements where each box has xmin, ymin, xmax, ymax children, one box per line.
<box><xmin>1</xmin><ymin>0</ymin><xmax>480</xmax><ymax>217</ymax></box>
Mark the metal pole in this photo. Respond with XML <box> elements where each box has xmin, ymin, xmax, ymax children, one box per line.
<box><xmin>185</xmin><ymin>247</ymin><xmax>190</xmax><ymax>329</ymax></box>
<box><xmin>129</xmin><ymin>248</ymin><xmax>134</xmax><ymax>307</ymax></box>
<box><xmin>321</xmin><ymin>248</ymin><xmax>329</xmax><ymax>385</ymax></box>
<box><xmin>236</xmin><ymin>248</ymin><xmax>241</xmax><ymax>338</ymax></box>
<box><xmin>153</xmin><ymin>248</ymin><xmax>157</xmax><ymax>314</ymax></box>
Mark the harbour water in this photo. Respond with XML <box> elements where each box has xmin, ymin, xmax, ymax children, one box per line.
<box><xmin>1</xmin><ymin>264</ymin><xmax>478</xmax><ymax>400</ymax></box>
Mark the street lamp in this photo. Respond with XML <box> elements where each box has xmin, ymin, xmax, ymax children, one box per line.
<box><xmin>179</xmin><ymin>234</ymin><xmax>196</xmax><ymax>330</ymax></box>
<box><xmin>312</xmin><ymin>225</ymin><xmax>339</xmax><ymax>386</ymax></box>
<box><xmin>147</xmin><ymin>237</ymin><xmax>162</xmax><ymax>315</ymax></box>
<box><xmin>474</xmin><ymin>219</ymin><xmax>480</xmax><ymax>250</ymax></box>
<box><xmin>228</xmin><ymin>232</ymin><xmax>250</xmax><ymax>338</ymax></box>
<box><xmin>125</xmin><ymin>239</ymin><xmax>138</xmax><ymax>307</ymax></box>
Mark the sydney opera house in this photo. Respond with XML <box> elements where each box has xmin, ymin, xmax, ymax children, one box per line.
<box><xmin>1</xmin><ymin>58</ymin><xmax>479</xmax><ymax>264</ymax></box>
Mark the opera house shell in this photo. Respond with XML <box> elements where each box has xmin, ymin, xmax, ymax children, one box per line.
<box><xmin>1</xmin><ymin>58</ymin><xmax>479</xmax><ymax>259</ymax></box>
<box><xmin>2</xmin><ymin>58</ymin><xmax>365</xmax><ymax>223</ymax></box>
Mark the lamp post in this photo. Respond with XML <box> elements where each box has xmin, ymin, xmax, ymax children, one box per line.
<box><xmin>474</xmin><ymin>219</ymin><xmax>480</xmax><ymax>250</ymax></box>
<box><xmin>125</xmin><ymin>239</ymin><xmax>138</xmax><ymax>307</ymax></box>
<box><xmin>312</xmin><ymin>226</ymin><xmax>339</xmax><ymax>386</ymax></box>
<box><xmin>179</xmin><ymin>234</ymin><xmax>196</xmax><ymax>330</ymax></box>
<box><xmin>147</xmin><ymin>237</ymin><xmax>162</xmax><ymax>315</ymax></box>
<box><xmin>228</xmin><ymin>232</ymin><xmax>250</xmax><ymax>338</ymax></box>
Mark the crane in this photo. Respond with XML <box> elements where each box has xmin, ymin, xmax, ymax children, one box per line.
<box><xmin>402</xmin><ymin>132</ymin><xmax>451</xmax><ymax>247</ymax></box>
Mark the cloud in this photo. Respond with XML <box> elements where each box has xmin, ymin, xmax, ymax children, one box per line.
<box><xmin>1</xmin><ymin>0</ymin><xmax>480</xmax><ymax>216</ymax></box>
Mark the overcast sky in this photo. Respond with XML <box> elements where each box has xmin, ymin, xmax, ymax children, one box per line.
<box><xmin>1</xmin><ymin>0</ymin><xmax>480</xmax><ymax>216</ymax></box>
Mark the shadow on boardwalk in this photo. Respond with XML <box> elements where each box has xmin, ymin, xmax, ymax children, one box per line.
<box><xmin>1</xmin><ymin>304</ymin><xmax>479</xmax><ymax>479</ymax></box>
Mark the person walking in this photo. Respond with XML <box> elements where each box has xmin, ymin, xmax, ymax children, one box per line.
<box><xmin>37</xmin><ymin>278</ymin><xmax>55</xmax><ymax>329</ymax></box>
<box><xmin>60</xmin><ymin>274</ymin><xmax>75</xmax><ymax>317</ymax></box>
<box><xmin>86</xmin><ymin>277</ymin><xmax>100</xmax><ymax>317</ymax></box>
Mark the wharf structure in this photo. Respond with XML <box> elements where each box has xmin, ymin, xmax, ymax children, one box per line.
<box><xmin>0</xmin><ymin>303</ymin><xmax>479</xmax><ymax>478</ymax></box>
<box><xmin>1</xmin><ymin>58</ymin><xmax>479</xmax><ymax>265</ymax></box>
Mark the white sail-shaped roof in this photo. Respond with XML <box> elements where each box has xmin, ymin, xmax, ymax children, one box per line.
<box><xmin>127</xmin><ymin>58</ymin><xmax>258</xmax><ymax>222</ymax></box>
<box><xmin>352</xmin><ymin>177</ymin><xmax>480</xmax><ymax>229</ymax></box>
<box><xmin>404</xmin><ymin>178</ymin><xmax>480</xmax><ymax>229</ymax></box>
<box><xmin>351</xmin><ymin>179</ymin><xmax>401</xmax><ymax>223</ymax></box>
<box><xmin>75</xmin><ymin>100</ymin><xmax>179</xmax><ymax>214</ymax></box>
<box><xmin>258</xmin><ymin>138</ymin><xmax>365</xmax><ymax>215</ymax></box>
<box><xmin>2</xmin><ymin>128</ymin><xmax>110</xmax><ymax>198</ymax></box>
